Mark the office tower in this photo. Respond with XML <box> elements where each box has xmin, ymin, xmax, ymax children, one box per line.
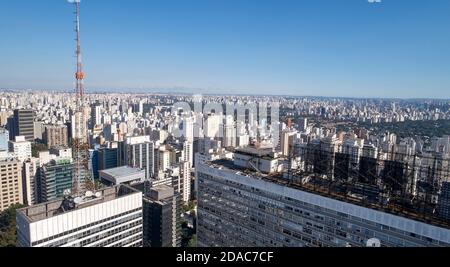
<box><xmin>22</xmin><ymin>157</ymin><xmax>40</xmax><ymax>206</ymax></box>
<box><xmin>9</xmin><ymin>109</ymin><xmax>35</xmax><ymax>142</ymax></box>
<box><xmin>197</xmin><ymin>148</ymin><xmax>450</xmax><ymax>247</ymax></box>
<box><xmin>97</xmin><ymin>147</ymin><xmax>119</xmax><ymax>172</ymax></box>
<box><xmin>38</xmin><ymin>158</ymin><xmax>74</xmax><ymax>203</ymax></box>
<box><xmin>16</xmin><ymin>185</ymin><xmax>143</xmax><ymax>247</ymax></box>
<box><xmin>8</xmin><ymin>136</ymin><xmax>32</xmax><ymax>162</ymax></box>
<box><xmin>0</xmin><ymin>156</ymin><xmax>23</xmax><ymax>212</ymax></box>
<box><xmin>125</xmin><ymin>136</ymin><xmax>155</xmax><ymax>179</ymax></box>
<box><xmin>0</xmin><ymin>128</ymin><xmax>8</xmax><ymax>151</ymax></box>
<box><xmin>43</xmin><ymin>124</ymin><xmax>68</xmax><ymax>148</ymax></box>
<box><xmin>90</xmin><ymin>103</ymin><xmax>102</xmax><ymax>129</ymax></box>
<box><xmin>99</xmin><ymin>166</ymin><xmax>145</xmax><ymax>186</ymax></box>
<box><xmin>132</xmin><ymin>183</ymin><xmax>181</xmax><ymax>247</ymax></box>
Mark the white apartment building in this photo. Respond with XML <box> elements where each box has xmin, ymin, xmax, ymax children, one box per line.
<box><xmin>8</xmin><ymin>136</ymin><xmax>32</xmax><ymax>162</ymax></box>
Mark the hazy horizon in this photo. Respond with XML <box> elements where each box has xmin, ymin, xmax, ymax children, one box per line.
<box><xmin>1</xmin><ymin>0</ymin><xmax>450</xmax><ymax>99</ymax></box>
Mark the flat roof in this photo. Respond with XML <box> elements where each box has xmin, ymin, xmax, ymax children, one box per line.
<box><xmin>17</xmin><ymin>185</ymin><xmax>141</xmax><ymax>223</ymax></box>
<box><xmin>100</xmin><ymin>166</ymin><xmax>144</xmax><ymax>179</ymax></box>
<box><xmin>206</xmin><ymin>159</ymin><xmax>450</xmax><ymax>230</ymax></box>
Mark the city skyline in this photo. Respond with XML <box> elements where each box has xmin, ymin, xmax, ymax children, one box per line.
<box><xmin>1</xmin><ymin>0</ymin><xmax>450</xmax><ymax>99</ymax></box>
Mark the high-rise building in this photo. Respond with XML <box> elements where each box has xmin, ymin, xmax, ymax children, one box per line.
<box><xmin>280</xmin><ymin>129</ymin><xmax>296</xmax><ymax>156</ymax></box>
<box><xmin>132</xmin><ymin>183</ymin><xmax>181</xmax><ymax>247</ymax></box>
<box><xmin>16</xmin><ymin>185</ymin><xmax>143</xmax><ymax>247</ymax></box>
<box><xmin>71</xmin><ymin>111</ymin><xmax>88</xmax><ymax>143</ymax></box>
<box><xmin>180</xmin><ymin>161</ymin><xmax>191</xmax><ymax>203</ymax></box>
<box><xmin>22</xmin><ymin>157</ymin><xmax>40</xmax><ymax>206</ymax></box>
<box><xmin>221</xmin><ymin>115</ymin><xmax>236</xmax><ymax>148</ymax></box>
<box><xmin>197</xmin><ymin>148</ymin><xmax>450</xmax><ymax>247</ymax></box>
<box><xmin>0</xmin><ymin>111</ymin><xmax>8</xmax><ymax>127</ymax></box>
<box><xmin>299</xmin><ymin>118</ymin><xmax>308</xmax><ymax>132</ymax></box>
<box><xmin>33</xmin><ymin>121</ymin><xmax>45</xmax><ymax>141</ymax></box>
<box><xmin>43</xmin><ymin>124</ymin><xmax>68</xmax><ymax>148</ymax></box>
<box><xmin>38</xmin><ymin>158</ymin><xmax>74</xmax><ymax>203</ymax></box>
<box><xmin>89</xmin><ymin>149</ymin><xmax>99</xmax><ymax>180</ymax></box>
<box><xmin>183</xmin><ymin>117</ymin><xmax>194</xmax><ymax>142</ymax></box>
<box><xmin>98</xmin><ymin>147</ymin><xmax>119</xmax><ymax>172</ymax></box>
<box><xmin>125</xmin><ymin>136</ymin><xmax>155</xmax><ymax>179</ymax></box>
<box><xmin>204</xmin><ymin>114</ymin><xmax>221</xmax><ymax>139</ymax></box>
<box><xmin>8</xmin><ymin>136</ymin><xmax>32</xmax><ymax>162</ymax></box>
<box><xmin>9</xmin><ymin>109</ymin><xmax>35</xmax><ymax>142</ymax></box>
<box><xmin>90</xmin><ymin>103</ymin><xmax>102</xmax><ymax>129</ymax></box>
<box><xmin>156</xmin><ymin>146</ymin><xmax>171</xmax><ymax>175</ymax></box>
<box><xmin>0</xmin><ymin>156</ymin><xmax>23</xmax><ymax>212</ymax></box>
<box><xmin>183</xmin><ymin>141</ymin><xmax>194</xmax><ymax>168</ymax></box>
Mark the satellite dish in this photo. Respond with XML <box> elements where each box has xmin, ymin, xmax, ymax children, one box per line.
<box><xmin>367</xmin><ymin>238</ymin><xmax>381</xmax><ymax>247</ymax></box>
<box><xmin>74</xmin><ymin>197</ymin><xmax>83</xmax><ymax>205</ymax></box>
<box><xmin>63</xmin><ymin>189</ymin><xmax>72</xmax><ymax>196</ymax></box>
<box><xmin>95</xmin><ymin>192</ymin><xmax>103</xmax><ymax>198</ymax></box>
<box><xmin>85</xmin><ymin>191</ymin><xmax>94</xmax><ymax>198</ymax></box>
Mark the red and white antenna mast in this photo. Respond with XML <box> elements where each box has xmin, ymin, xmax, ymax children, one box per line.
<box><xmin>74</xmin><ymin>0</ymin><xmax>84</xmax><ymax>103</ymax></box>
<box><xmin>69</xmin><ymin>0</ymin><xmax>93</xmax><ymax>195</ymax></box>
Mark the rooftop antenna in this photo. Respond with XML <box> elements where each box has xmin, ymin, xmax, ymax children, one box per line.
<box><xmin>68</xmin><ymin>0</ymin><xmax>94</xmax><ymax>195</ymax></box>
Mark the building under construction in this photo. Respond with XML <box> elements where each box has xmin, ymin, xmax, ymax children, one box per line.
<box><xmin>196</xmin><ymin>145</ymin><xmax>450</xmax><ymax>247</ymax></box>
<box><xmin>292</xmin><ymin>142</ymin><xmax>450</xmax><ymax>226</ymax></box>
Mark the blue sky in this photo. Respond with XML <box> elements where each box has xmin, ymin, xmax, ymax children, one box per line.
<box><xmin>1</xmin><ymin>0</ymin><xmax>449</xmax><ymax>98</ymax></box>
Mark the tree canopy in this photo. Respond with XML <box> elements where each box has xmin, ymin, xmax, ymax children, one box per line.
<box><xmin>0</xmin><ymin>204</ymin><xmax>26</xmax><ymax>247</ymax></box>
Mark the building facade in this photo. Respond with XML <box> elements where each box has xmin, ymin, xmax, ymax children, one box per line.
<box><xmin>16</xmin><ymin>185</ymin><xmax>143</xmax><ymax>247</ymax></box>
<box><xmin>125</xmin><ymin>136</ymin><xmax>155</xmax><ymax>179</ymax></box>
<box><xmin>98</xmin><ymin>147</ymin><xmax>119</xmax><ymax>172</ymax></box>
<box><xmin>43</xmin><ymin>124</ymin><xmax>68</xmax><ymax>148</ymax></box>
<box><xmin>0</xmin><ymin>157</ymin><xmax>23</xmax><ymax>212</ymax></box>
<box><xmin>139</xmin><ymin>184</ymin><xmax>181</xmax><ymax>247</ymax></box>
<box><xmin>197</xmin><ymin>158</ymin><xmax>450</xmax><ymax>247</ymax></box>
<box><xmin>0</xmin><ymin>128</ymin><xmax>8</xmax><ymax>151</ymax></box>
<box><xmin>38</xmin><ymin>158</ymin><xmax>74</xmax><ymax>203</ymax></box>
<box><xmin>8</xmin><ymin>136</ymin><xmax>32</xmax><ymax>162</ymax></box>
<box><xmin>10</xmin><ymin>109</ymin><xmax>35</xmax><ymax>142</ymax></box>
<box><xmin>22</xmin><ymin>157</ymin><xmax>40</xmax><ymax>206</ymax></box>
